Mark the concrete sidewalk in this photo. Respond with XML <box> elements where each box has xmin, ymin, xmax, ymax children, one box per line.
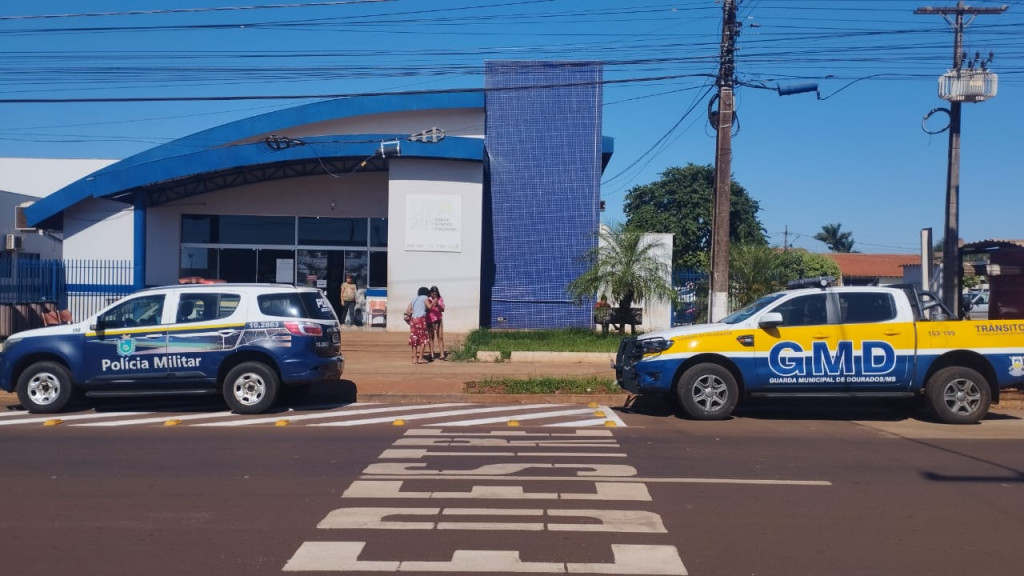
<box><xmin>341</xmin><ymin>327</ymin><xmax>625</xmax><ymax>404</ymax></box>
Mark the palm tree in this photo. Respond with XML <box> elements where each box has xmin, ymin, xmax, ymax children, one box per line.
<box><xmin>814</xmin><ymin>222</ymin><xmax>855</xmax><ymax>253</ymax></box>
<box><xmin>729</xmin><ymin>243</ymin><xmax>788</xmax><ymax>307</ymax></box>
<box><xmin>568</xmin><ymin>224</ymin><xmax>676</xmax><ymax>332</ymax></box>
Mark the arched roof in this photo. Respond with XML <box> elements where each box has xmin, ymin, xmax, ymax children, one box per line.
<box><xmin>26</xmin><ymin>91</ymin><xmax>487</xmax><ymax>228</ymax></box>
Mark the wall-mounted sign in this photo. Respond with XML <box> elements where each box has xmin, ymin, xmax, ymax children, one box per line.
<box><xmin>405</xmin><ymin>194</ymin><xmax>462</xmax><ymax>252</ymax></box>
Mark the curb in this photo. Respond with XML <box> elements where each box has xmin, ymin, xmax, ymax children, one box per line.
<box><xmin>358</xmin><ymin>393</ymin><xmax>629</xmax><ymax>406</ymax></box>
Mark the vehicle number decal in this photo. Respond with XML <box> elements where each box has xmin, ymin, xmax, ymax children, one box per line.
<box><xmin>249</xmin><ymin>321</ymin><xmax>281</xmax><ymax>329</ymax></box>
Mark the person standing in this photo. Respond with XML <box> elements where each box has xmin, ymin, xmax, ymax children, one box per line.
<box><xmin>339</xmin><ymin>274</ymin><xmax>357</xmax><ymax>326</ymax></box>
<box><xmin>405</xmin><ymin>286</ymin><xmax>432</xmax><ymax>364</ymax></box>
<box><xmin>427</xmin><ymin>285</ymin><xmax>446</xmax><ymax>360</ymax></box>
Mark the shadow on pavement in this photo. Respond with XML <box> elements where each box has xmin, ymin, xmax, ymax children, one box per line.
<box><xmin>84</xmin><ymin>380</ymin><xmax>359</xmax><ymax>414</ymax></box>
<box><xmin>613</xmin><ymin>393</ymin><xmax>1022</xmax><ymax>424</ymax></box>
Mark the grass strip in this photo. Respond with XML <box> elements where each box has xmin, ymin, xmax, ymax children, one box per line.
<box><xmin>451</xmin><ymin>328</ymin><xmax>625</xmax><ymax>361</ymax></box>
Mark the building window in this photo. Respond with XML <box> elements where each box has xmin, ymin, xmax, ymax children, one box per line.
<box><xmin>369</xmin><ymin>251</ymin><xmax>388</xmax><ymax>288</ymax></box>
<box><xmin>370</xmin><ymin>218</ymin><xmax>388</xmax><ymax>247</ymax></box>
<box><xmin>180</xmin><ymin>216</ymin><xmax>388</xmax><ymax>291</ymax></box>
<box><xmin>181</xmin><ymin>214</ymin><xmax>294</xmax><ymax>245</ymax></box>
<box><xmin>298</xmin><ymin>217</ymin><xmax>368</xmax><ymax>247</ymax></box>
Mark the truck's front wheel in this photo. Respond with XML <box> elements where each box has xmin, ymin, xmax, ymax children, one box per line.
<box><xmin>926</xmin><ymin>366</ymin><xmax>990</xmax><ymax>424</ymax></box>
<box><xmin>17</xmin><ymin>361</ymin><xmax>73</xmax><ymax>414</ymax></box>
<box><xmin>676</xmin><ymin>363</ymin><xmax>738</xmax><ymax>420</ymax></box>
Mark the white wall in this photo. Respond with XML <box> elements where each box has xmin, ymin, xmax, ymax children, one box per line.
<box><xmin>0</xmin><ymin>158</ymin><xmax>116</xmax><ymax>198</ymax></box>
<box><xmin>63</xmin><ymin>198</ymin><xmax>136</xmax><ymax>261</ymax></box>
<box><xmin>230</xmin><ymin>109</ymin><xmax>485</xmax><ymax>146</ymax></box>
<box><xmin>641</xmin><ymin>232</ymin><xmax>674</xmax><ymax>332</ymax></box>
<box><xmin>387</xmin><ymin>158</ymin><xmax>483</xmax><ymax>334</ymax></box>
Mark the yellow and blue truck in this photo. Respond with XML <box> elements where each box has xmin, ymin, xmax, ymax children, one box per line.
<box><xmin>614</xmin><ymin>281</ymin><xmax>1024</xmax><ymax>424</ymax></box>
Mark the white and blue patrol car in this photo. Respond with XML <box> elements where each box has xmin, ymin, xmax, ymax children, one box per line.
<box><xmin>0</xmin><ymin>284</ymin><xmax>344</xmax><ymax>414</ymax></box>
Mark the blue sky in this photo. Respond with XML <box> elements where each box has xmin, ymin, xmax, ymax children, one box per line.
<box><xmin>1</xmin><ymin>0</ymin><xmax>1021</xmax><ymax>254</ymax></box>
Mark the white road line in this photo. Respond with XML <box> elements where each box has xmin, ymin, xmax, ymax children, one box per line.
<box><xmin>426</xmin><ymin>407</ymin><xmax>600</xmax><ymax>427</ymax></box>
<box><xmin>545</xmin><ymin>418</ymin><xmax>609</xmax><ymax>427</ymax></box>
<box><xmin>363</xmin><ymin>462</ymin><xmax>639</xmax><ymax>477</ymax></box>
<box><xmin>393</xmin><ymin>437</ymin><xmax>619</xmax><ymax>447</ymax></box>
<box><xmin>378</xmin><ymin>448</ymin><xmax>626</xmax><ymax>459</ymax></box>
<box><xmin>0</xmin><ymin>411</ymin><xmax>153</xmax><ymax>426</ymax></box>
<box><xmin>311</xmin><ymin>404</ymin><xmax>557</xmax><ymax>427</ymax></box>
<box><xmin>75</xmin><ymin>411</ymin><xmax>234</xmax><ymax>426</ymax></box>
<box><xmin>360</xmin><ymin>474</ymin><xmax>832</xmax><ymax>486</ymax></box>
<box><xmin>315</xmin><ymin>507</ymin><xmax>667</xmax><ymax>533</ymax></box>
<box><xmin>283</xmin><ymin>542</ymin><xmax>688</xmax><ymax>574</ymax></box>
<box><xmin>340</xmin><ymin>480</ymin><xmax>652</xmax><ymax>501</ymax></box>
<box><xmin>196</xmin><ymin>403</ymin><xmax>469</xmax><ymax>427</ymax></box>
<box><xmin>404</xmin><ymin>429</ymin><xmax>614</xmax><ymax>437</ymax></box>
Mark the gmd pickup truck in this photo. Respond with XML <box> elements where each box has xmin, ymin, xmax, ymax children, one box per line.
<box><xmin>614</xmin><ymin>280</ymin><xmax>1024</xmax><ymax>424</ymax></box>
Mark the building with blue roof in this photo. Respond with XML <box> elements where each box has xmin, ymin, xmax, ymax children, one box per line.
<box><xmin>20</xmin><ymin>61</ymin><xmax>612</xmax><ymax>332</ymax></box>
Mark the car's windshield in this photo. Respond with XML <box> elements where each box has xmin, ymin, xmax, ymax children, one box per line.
<box><xmin>721</xmin><ymin>293</ymin><xmax>786</xmax><ymax>324</ymax></box>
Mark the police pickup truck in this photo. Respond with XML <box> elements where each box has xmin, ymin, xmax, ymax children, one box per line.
<box><xmin>0</xmin><ymin>284</ymin><xmax>344</xmax><ymax>414</ymax></box>
<box><xmin>614</xmin><ymin>280</ymin><xmax>1024</xmax><ymax>424</ymax></box>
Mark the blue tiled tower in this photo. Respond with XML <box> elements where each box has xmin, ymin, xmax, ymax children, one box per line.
<box><xmin>484</xmin><ymin>61</ymin><xmax>603</xmax><ymax>329</ymax></box>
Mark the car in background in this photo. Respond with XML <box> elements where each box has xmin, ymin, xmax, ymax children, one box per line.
<box><xmin>0</xmin><ymin>284</ymin><xmax>344</xmax><ymax>414</ymax></box>
<box><xmin>965</xmin><ymin>290</ymin><xmax>989</xmax><ymax>320</ymax></box>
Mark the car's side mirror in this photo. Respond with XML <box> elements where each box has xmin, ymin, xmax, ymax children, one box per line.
<box><xmin>758</xmin><ymin>312</ymin><xmax>784</xmax><ymax>328</ymax></box>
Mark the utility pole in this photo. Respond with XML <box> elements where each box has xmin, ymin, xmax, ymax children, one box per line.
<box><xmin>915</xmin><ymin>1</ymin><xmax>1007</xmax><ymax>315</ymax></box>
<box><xmin>709</xmin><ymin>0</ymin><xmax>738</xmax><ymax>322</ymax></box>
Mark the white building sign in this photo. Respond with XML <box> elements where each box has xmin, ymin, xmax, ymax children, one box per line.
<box><xmin>405</xmin><ymin>194</ymin><xmax>462</xmax><ymax>252</ymax></box>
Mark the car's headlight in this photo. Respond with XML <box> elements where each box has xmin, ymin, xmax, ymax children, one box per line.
<box><xmin>639</xmin><ymin>337</ymin><xmax>673</xmax><ymax>354</ymax></box>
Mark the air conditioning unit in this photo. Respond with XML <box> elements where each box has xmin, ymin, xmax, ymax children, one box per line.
<box><xmin>5</xmin><ymin>233</ymin><xmax>22</xmax><ymax>251</ymax></box>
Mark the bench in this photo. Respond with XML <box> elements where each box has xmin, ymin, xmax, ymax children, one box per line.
<box><xmin>594</xmin><ymin>307</ymin><xmax>643</xmax><ymax>334</ymax></box>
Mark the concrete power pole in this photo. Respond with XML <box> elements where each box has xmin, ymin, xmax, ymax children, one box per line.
<box><xmin>915</xmin><ymin>1</ymin><xmax>1007</xmax><ymax>315</ymax></box>
<box><xmin>709</xmin><ymin>0</ymin><xmax>738</xmax><ymax>322</ymax></box>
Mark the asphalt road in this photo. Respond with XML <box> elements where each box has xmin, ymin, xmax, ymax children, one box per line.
<box><xmin>2</xmin><ymin>401</ymin><xmax>1023</xmax><ymax>576</ymax></box>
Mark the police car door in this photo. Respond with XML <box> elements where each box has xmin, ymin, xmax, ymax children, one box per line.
<box><xmin>84</xmin><ymin>294</ymin><xmax>170</xmax><ymax>387</ymax></box>
<box><xmin>754</xmin><ymin>292</ymin><xmax>846</xmax><ymax>392</ymax></box>
<box><xmin>165</xmin><ymin>292</ymin><xmax>244</xmax><ymax>384</ymax></box>
<box><xmin>835</xmin><ymin>291</ymin><xmax>913</xmax><ymax>390</ymax></box>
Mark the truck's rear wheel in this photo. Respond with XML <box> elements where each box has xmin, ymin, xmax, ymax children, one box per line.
<box><xmin>223</xmin><ymin>362</ymin><xmax>279</xmax><ymax>414</ymax></box>
<box><xmin>676</xmin><ymin>363</ymin><xmax>738</xmax><ymax>420</ymax></box>
<box><xmin>926</xmin><ymin>366</ymin><xmax>990</xmax><ymax>424</ymax></box>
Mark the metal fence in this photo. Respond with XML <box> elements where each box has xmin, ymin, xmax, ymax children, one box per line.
<box><xmin>0</xmin><ymin>257</ymin><xmax>133</xmax><ymax>338</ymax></box>
<box><xmin>673</xmin><ymin>269</ymin><xmax>707</xmax><ymax>326</ymax></box>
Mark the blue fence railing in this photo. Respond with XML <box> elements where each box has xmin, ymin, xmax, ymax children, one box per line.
<box><xmin>0</xmin><ymin>257</ymin><xmax>134</xmax><ymax>334</ymax></box>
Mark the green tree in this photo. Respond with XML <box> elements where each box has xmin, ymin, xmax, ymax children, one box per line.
<box><xmin>568</xmin><ymin>224</ymin><xmax>676</xmax><ymax>331</ymax></box>
<box><xmin>624</xmin><ymin>164</ymin><xmax>766</xmax><ymax>272</ymax></box>
<box><xmin>729</xmin><ymin>244</ymin><xmax>787</xmax><ymax>308</ymax></box>
<box><xmin>779</xmin><ymin>249</ymin><xmax>842</xmax><ymax>281</ymax></box>
<box><xmin>814</xmin><ymin>222</ymin><xmax>856</xmax><ymax>253</ymax></box>
<box><xmin>729</xmin><ymin>246</ymin><xmax>842</xmax><ymax>308</ymax></box>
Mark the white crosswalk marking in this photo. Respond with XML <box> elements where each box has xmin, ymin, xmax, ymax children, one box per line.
<box><xmin>427</xmin><ymin>407</ymin><xmax>602</xmax><ymax>426</ymax></box>
<box><xmin>378</xmin><ymin>448</ymin><xmax>626</xmax><ymax>459</ymax></box>
<box><xmin>282</xmin><ymin>428</ymin><xmax>700</xmax><ymax>575</ymax></box>
<box><xmin>0</xmin><ymin>403</ymin><xmax>627</xmax><ymax>428</ymax></box>
<box><xmin>310</xmin><ymin>403</ymin><xmax>560</xmax><ymax>427</ymax></box>
<box><xmin>340</xmin><ymin>480</ymin><xmax>653</xmax><ymax>501</ymax></box>
<box><xmin>0</xmin><ymin>411</ymin><xmax>153</xmax><ymax>426</ymax></box>
<box><xmin>195</xmin><ymin>403</ymin><xmax>466</xmax><ymax>427</ymax></box>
